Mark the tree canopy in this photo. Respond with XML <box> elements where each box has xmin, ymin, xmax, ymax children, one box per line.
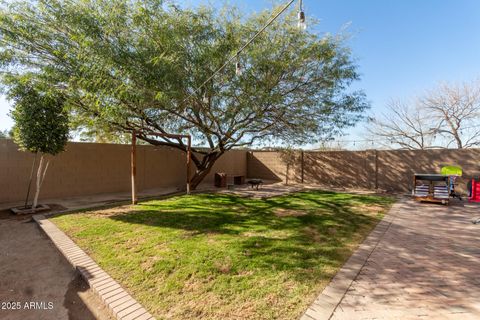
<box><xmin>9</xmin><ymin>81</ymin><xmax>69</xmax><ymax>155</ymax></box>
<box><xmin>0</xmin><ymin>0</ymin><xmax>368</xmax><ymax>188</ymax></box>
<box><xmin>0</xmin><ymin>129</ymin><xmax>9</xmax><ymax>138</ymax></box>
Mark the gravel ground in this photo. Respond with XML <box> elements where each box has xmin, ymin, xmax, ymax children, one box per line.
<box><xmin>0</xmin><ymin>213</ymin><xmax>113</xmax><ymax>320</ymax></box>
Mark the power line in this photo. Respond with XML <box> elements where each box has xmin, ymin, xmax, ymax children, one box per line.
<box><xmin>329</xmin><ymin>123</ymin><xmax>480</xmax><ymax>145</ymax></box>
<box><xmin>184</xmin><ymin>0</ymin><xmax>298</xmax><ymax>102</ymax></box>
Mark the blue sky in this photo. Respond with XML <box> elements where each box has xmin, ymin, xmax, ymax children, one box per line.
<box><xmin>1</xmin><ymin>0</ymin><xmax>479</xmax><ymax>144</ymax></box>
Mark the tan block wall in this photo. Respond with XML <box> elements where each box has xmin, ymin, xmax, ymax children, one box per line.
<box><xmin>248</xmin><ymin>149</ymin><xmax>480</xmax><ymax>192</ymax></box>
<box><xmin>303</xmin><ymin>151</ymin><xmax>375</xmax><ymax>189</ymax></box>
<box><xmin>247</xmin><ymin>151</ymin><xmax>287</xmax><ymax>182</ymax></box>
<box><xmin>3</xmin><ymin>137</ymin><xmax>479</xmax><ymax>204</ymax></box>
<box><xmin>247</xmin><ymin>150</ymin><xmax>375</xmax><ymax>188</ymax></box>
<box><xmin>0</xmin><ymin>139</ymin><xmax>247</xmax><ymax>204</ymax></box>
<box><xmin>203</xmin><ymin>150</ymin><xmax>248</xmax><ymax>183</ymax></box>
<box><xmin>376</xmin><ymin>149</ymin><xmax>480</xmax><ymax>192</ymax></box>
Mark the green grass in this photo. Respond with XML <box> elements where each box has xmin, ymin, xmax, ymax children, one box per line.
<box><xmin>51</xmin><ymin>190</ymin><xmax>394</xmax><ymax>320</ymax></box>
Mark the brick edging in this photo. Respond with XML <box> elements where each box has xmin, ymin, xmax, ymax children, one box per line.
<box><xmin>300</xmin><ymin>198</ymin><xmax>404</xmax><ymax>320</ymax></box>
<box><xmin>33</xmin><ymin>214</ymin><xmax>155</xmax><ymax>320</ymax></box>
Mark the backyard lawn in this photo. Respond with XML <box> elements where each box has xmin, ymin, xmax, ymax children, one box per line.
<box><xmin>51</xmin><ymin>190</ymin><xmax>394</xmax><ymax>320</ymax></box>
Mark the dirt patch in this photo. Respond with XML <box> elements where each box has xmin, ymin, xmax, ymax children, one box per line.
<box><xmin>243</xmin><ymin>231</ymin><xmax>260</xmax><ymax>237</ymax></box>
<box><xmin>242</xmin><ymin>230</ymin><xmax>291</xmax><ymax>240</ymax></box>
<box><xmin>64</xmin><ymin>273</ymin><xmax>114</xmax><ymax>320</ymax></box>
<box><xmin>0</xmin><ymin>219</ymin><xmax>112</xmax><ymax>320</ymax></box>
<box><xmin>0</xmin><ymin>203</ymin><xmax>67</xmax><ymax>220</ymax></box>
<box><xmin>327</xmin><ymin>227</ymin><xmax>338</xmax><ymax>235</ymax></box>
<box><xmin>90</xmin><ymin>204</ymin><xmax>137</xmax><ymax>217</ymax></box>
<box><xmin>141</xmin><ymin>256</ymin><xmax>161</xmax><ymax>272</ymax></box>
<box><xmin>356</xmin><ymin>204</ymin><xmax>385</xmax><ymax>214</ymax></box>
<box><xmin>235</xmin><ymin>270</ymin><xmax>254</xmax><ymax>277</ymax></box>
<box><xmin>303</xmin><ymin>226</ymin><xmax>323</xmax><ymax>242</ymax></box>
<box><xmin>214</xmin><ymin>257</ymin><xmax>233</xmax><ymax>274</ymax></box>
<box><xmin>274</xmin><ymin>208</ymin><xmax>307</xmax><ymax>217</ymax></box>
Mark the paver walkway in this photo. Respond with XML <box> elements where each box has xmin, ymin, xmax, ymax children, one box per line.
<box><xmin>324</xmin><ymin>199</ymin><xmax>480</xmax><ymax>320</ymax></box>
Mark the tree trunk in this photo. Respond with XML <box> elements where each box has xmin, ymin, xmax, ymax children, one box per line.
<box><xmin>24</xmin><ymin>152</ymin><xmax>38</xmax><ymax>208</ymax></box>
<box><xmin>135</xmin><ymin>134</ymin><xmax>226</xmax><ymax>191</ymax></box>
<box><xmin>32</xmin><ymin>154</ymin><xmax>50</xmax><ymax>210</ymax></box>
<box><xmin>285</xmin><ymin>163</ymin><xmax>290</xmax><ymax>186</ymax></box>
<box><xmin>454</xmin><ymin>134</ymin><xmax>463</xmax><ymax>149</ymax></box>
<box><xmin>189</xmin><ymin>153</ymin><xmax>222</xmax><ymax>190</ymax></box>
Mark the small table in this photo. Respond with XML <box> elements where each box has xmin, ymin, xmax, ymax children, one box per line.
<box><xmin>233</xmin><ymin>175</ymin><xmax>245</xmax><ymax>185</ymax></box>
<box><xmin>247</xmin><ymin>179</ymin><xmax>263</xmax><ymax>190</ymax></box>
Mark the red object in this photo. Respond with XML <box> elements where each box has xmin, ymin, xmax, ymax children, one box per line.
<box><xmin>469</xmin><ymin>179</ymin><xmax>480</xmax><ymax>202</ymax></box>
<box><xmin>214</xmin><ymin>172</ymin><xmax>227</xmax><ymax>188</ymax></box>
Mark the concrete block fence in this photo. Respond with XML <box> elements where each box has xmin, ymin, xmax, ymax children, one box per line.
<box><xmin>1</xmin><ymin>138</ymin><xmax>479</xmax><ymax>204</ymax></box>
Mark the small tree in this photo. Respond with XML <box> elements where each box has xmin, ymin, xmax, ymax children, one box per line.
<box><xmin>9</xmin><ymin>82</ymin><xmax>69</xmax><ymax>210</ymax></box>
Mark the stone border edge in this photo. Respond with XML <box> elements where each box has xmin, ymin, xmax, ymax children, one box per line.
<box><xmin>33</xmin><ymin>214</ymin><xmax>156</xmax><ymax>320</ymax></box>
<box><xmin>300</xmin><ymin>198</ymin><xmax>405</xmax><ymax>320</ymax></box>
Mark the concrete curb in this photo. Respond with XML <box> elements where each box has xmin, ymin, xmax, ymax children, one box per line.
<box><xmin>300</xmin><ymin>198</ymin><xmax>404</xmax><ymax>320</ymax></box>
<box><xmin>33</xmin><ymin>214</ymin><xmax>155</xmax><ymax>320</ymax></box>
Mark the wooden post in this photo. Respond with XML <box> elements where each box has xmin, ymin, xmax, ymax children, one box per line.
<box><xmin>301</xmin><ymin>150</ymin><xmax>304</xmax><ymax>184</ymax></box>
<box><xmin>374</xmin><ymin>149</ymin><xmax>378</xmax><ymax>190</ymax></box>
<box><xmin>412</xmin><ymin>174</ymin><xmax>416</xmax><ymax>196</ymax></box>
<box><xmin>186</xmin><ymin>136</ymin><xmax>191</xmax><ymax>194</ymax></box>
<box><xmin>131</xmin><ymin>130</ymin><xmax>138</xmax><ymax>204</ymax></box>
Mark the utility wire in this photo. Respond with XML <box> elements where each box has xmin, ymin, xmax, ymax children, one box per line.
<box><xmin>185</xmin><ymin>0</ymin><xmax>297</xmax><ymax>101</ymax></box>
<box><xmin>330</xmin><ymin>123</ymin><xmax>480</xmax><ymax>145</ymax></box>
<box><xmin>142</xmin><ymin>0</ymin><xmax>299</xmax><ymax>141</ymax></box>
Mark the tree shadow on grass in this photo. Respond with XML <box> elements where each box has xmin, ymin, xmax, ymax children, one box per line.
<box><xmin>101</xmin><ymin>191</ymin><xmax>387</xmax><ymax>282</ymax></box>
<box><xmin>111</xmin><ymin>209</ymin><xmax>247</xmax><ymax>235</ymax></box>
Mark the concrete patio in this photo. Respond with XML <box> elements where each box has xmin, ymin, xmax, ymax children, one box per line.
<box><xmin>0</xmin><ymin>181</ymin><xmax>306</xmax><ymax>213</ymax></box>
<box><xmin>304</xmin><ymin>198</ymin><xmax>480</xmax><ymax>320</ymax></box>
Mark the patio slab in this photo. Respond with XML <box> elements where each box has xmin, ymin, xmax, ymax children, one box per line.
<box><xmin>302</xmin><ymin>198</ymin><xmax>480</xmax><ymax>320</ymax></box>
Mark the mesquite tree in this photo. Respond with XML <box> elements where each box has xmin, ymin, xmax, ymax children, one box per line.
<box><xmin>9</xmin><ymin>81</ymin><xmax>69</xmax><ymax>209</ymax></box>
<box><xmin>0</xmin><ymin>0</ymin><xmax>368</xmax><ymax>189</ymax></box>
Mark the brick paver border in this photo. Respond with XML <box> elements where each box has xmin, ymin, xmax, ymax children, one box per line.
<box><xmin>33</xmin><ymin>214</ymin><xmax>155</xmax><ymax>320</ymax></box>
<box><xmin>300</xmin><ymin>198</ymin><xmax>404</xmax><ymax>320</ymax></box>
